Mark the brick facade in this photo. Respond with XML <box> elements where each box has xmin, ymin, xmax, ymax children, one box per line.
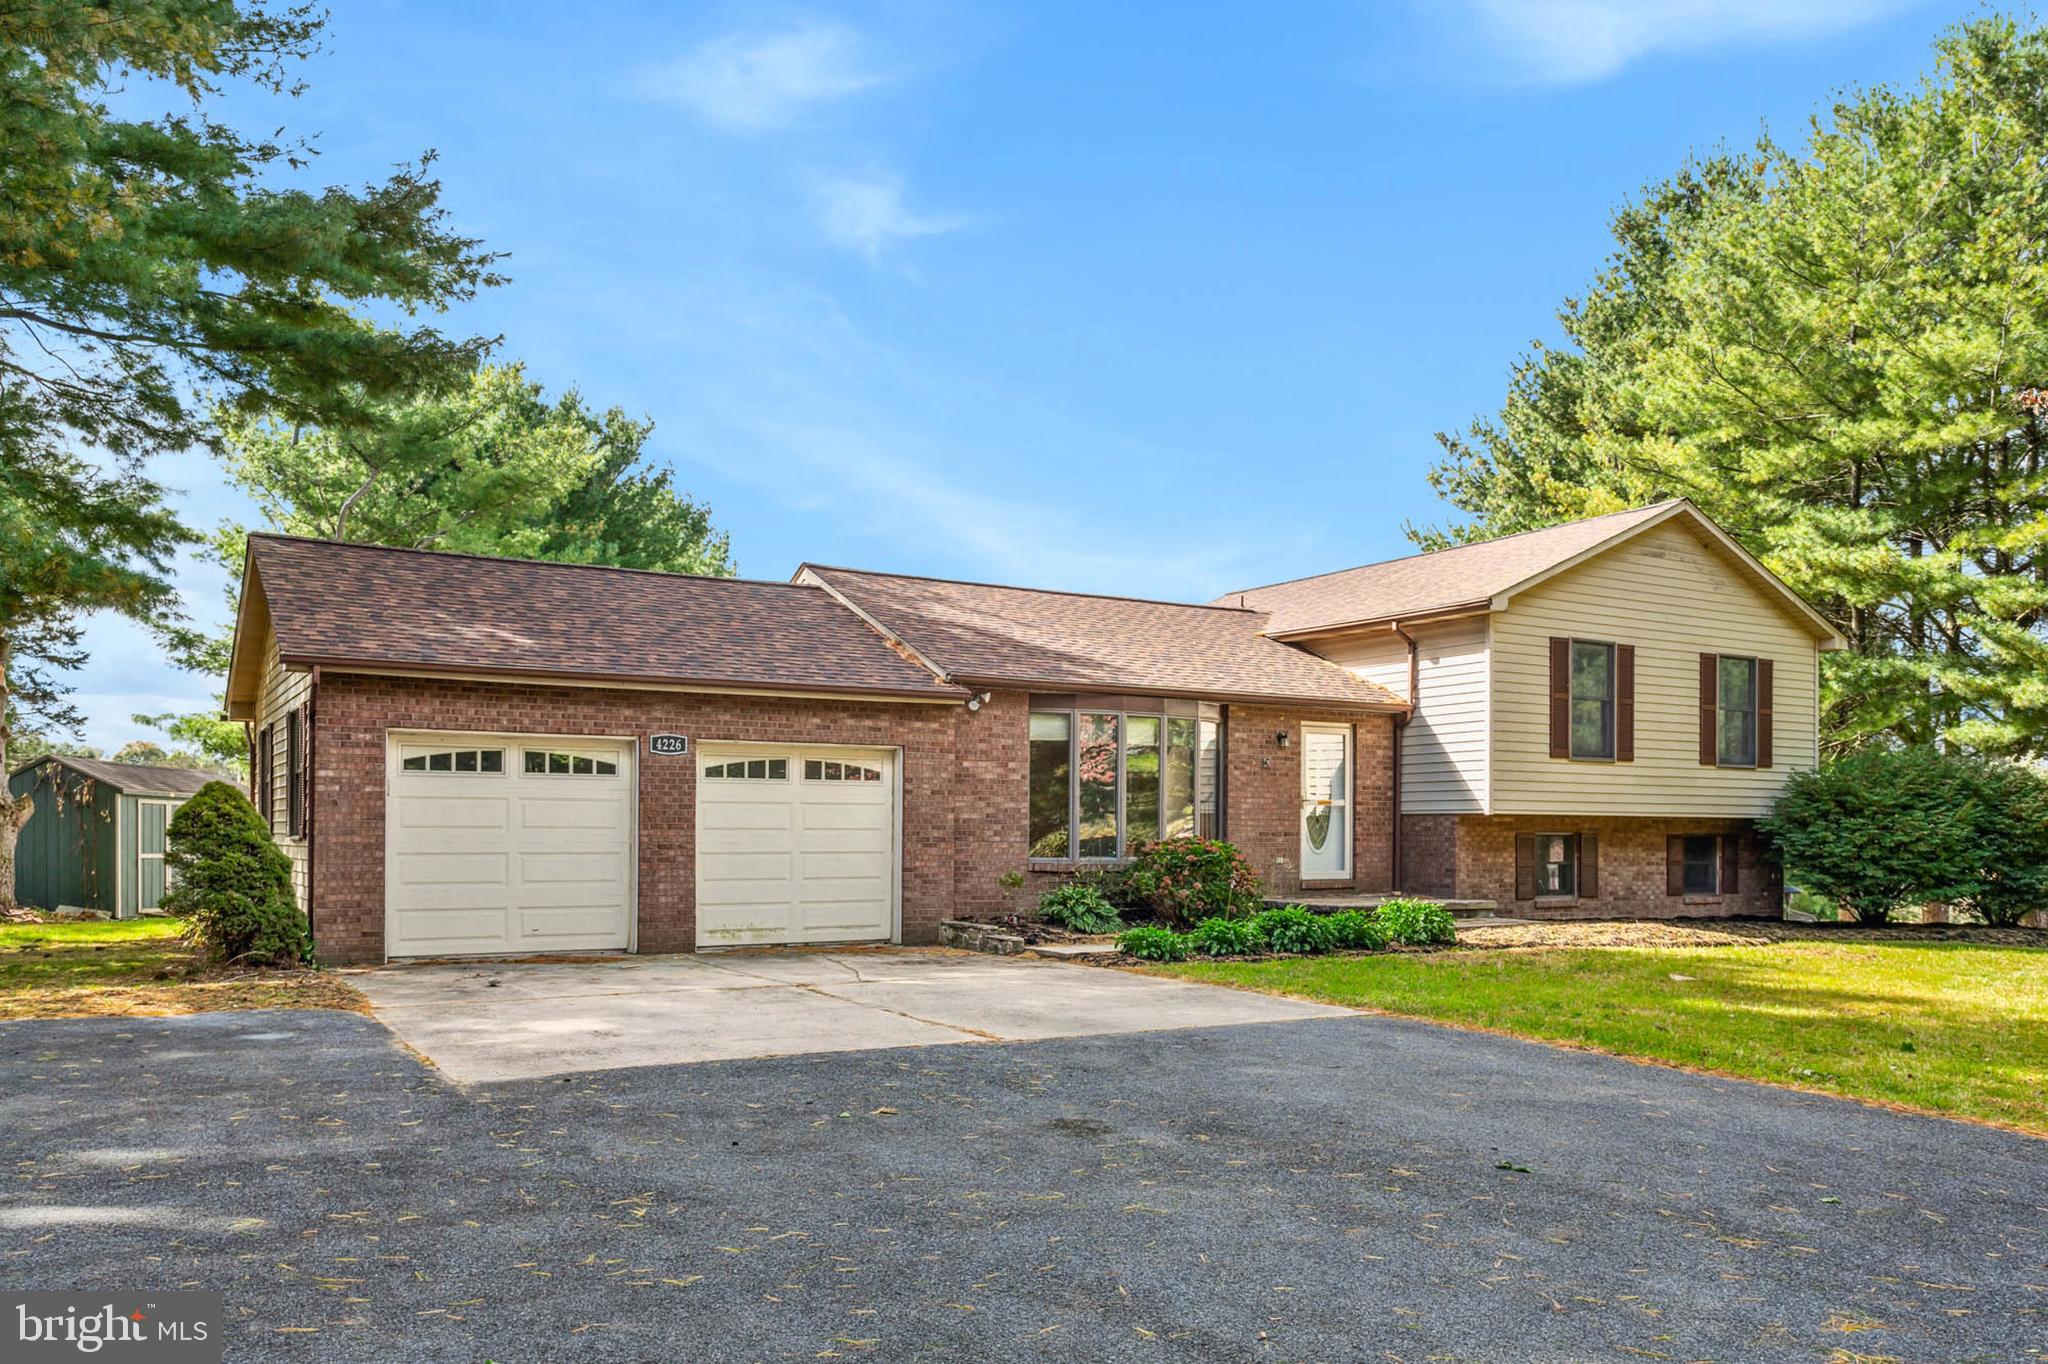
<box><xmin>310</xmin><ymin>673</ymin><xmax>961</xmax><ymax>965</ymax></box>
<box><xmin>296</xmin><ymin>676</ymin><xmax>1403</xmax><ymax>963</ymax></box>
<box><xmin>1225</xmin><ymin>707</ymin><xmax>1396</xmax><ymax>897</ymax></box>
<box><xmin>1402</xmin><ymin>813</ymin><xmax>1781</xmax><ymax>918</ymax></box>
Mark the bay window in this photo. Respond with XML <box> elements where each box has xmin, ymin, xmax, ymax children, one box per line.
<box><xmin>1029</xmin><ymin>703</ymin><xmax>1210</xmax><ymax>861</ymax></box>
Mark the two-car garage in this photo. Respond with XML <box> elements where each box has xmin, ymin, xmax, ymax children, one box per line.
<box><xmin>384</xmin><ymin>732</ymin><xmax>899</xmax><ymax>958</ymax></box>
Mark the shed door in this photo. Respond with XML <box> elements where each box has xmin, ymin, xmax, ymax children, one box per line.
<box><xmin>386</xmin><ymin>735</ymin><xmax>634</xmax><ymax>958</ymax></box>
<box><xmin>135</xmin><ymin>800</ymin><xmax>175</xmax><ymax>913</ymax></box>
<box><xmin>695</xmin><ymin>744</ymin><xmax>898</xmax><ymax>948</ymax></box>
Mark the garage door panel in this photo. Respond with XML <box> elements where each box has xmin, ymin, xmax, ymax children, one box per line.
<box><xmin>391</xmin><ymin>908</ymin><xmax>511</xmax><ymax>948</ymax></box>
<box><xmin>388</xmin><ymin>736</ymin><xmax>632</xmax><ymax>958</ymax></box>
<box><xmin>697</xmin><ymin>745</ymin><xmax>895</xmax><ymax>947</ymax></box>
<box><xmin>394</xmin><ymin>796</ymin><xmax>510</xmax><ymax>830</ymax></box>
<box><xmin>699</xmin><ymin>801</ymin><xmax>793</xmax><ymax>831</ymax></box>
<box><xmin>517</xmin><ymin>796</ymin><xmax>626</xmax><ymax>831</ymax></box>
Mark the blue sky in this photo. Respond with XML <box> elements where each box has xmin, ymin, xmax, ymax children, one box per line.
<box><xmin>71</xmin><ymin>0</ymin><xmax>1958</xmax><ymax>752</ymax></box>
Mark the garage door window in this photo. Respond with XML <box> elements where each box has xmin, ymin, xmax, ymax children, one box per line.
<box><xmin>703</xmin><ymin>758</ymin><xmax>789</xmax><ymax>780</ymax></box>
<box><xmin>401</xmin><ymin>747</ymin><xmax>504</xmax><ymax>773</ymax></box>
<box><xmin>804</xmin><ymin>759</ymin><xmax>882</xmax><ymax>782</ymax></box>
<box><xmin>524</xmin><ymin>749</ymin><xmax>620</xmax><ymax>776</ymax></box>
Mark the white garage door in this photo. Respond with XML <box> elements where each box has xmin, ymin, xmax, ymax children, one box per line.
<box><xmin>386</xmin><ymin>734</ymin><xmax>634</xmax><ymax>958</ymax></box>
<box><xmin>695</xmin><ymin>743</ymin><xmax>898</xmax><ymax>948</ymax></box>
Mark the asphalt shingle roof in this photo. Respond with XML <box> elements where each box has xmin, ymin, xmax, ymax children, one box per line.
<box><xmin>246</xmin><ymin>536</ymin><xmax>967</xmax><ymax>700</ymax></box>
<box><xmin>805</xmin><ymin>567</ymin><xmax>1404</xmax><ymax>710</ymax></box>
<box><xmin>22</xmin><ymin>757</ymin><xmax>219</xmax><ymax>796</ymax></box>
<box><xmin>1217</xmin><ymin>503</ymin><xmax>1680</xmax><ymax>636</ymax></box>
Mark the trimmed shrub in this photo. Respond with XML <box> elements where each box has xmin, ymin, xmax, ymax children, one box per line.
<box><xmin>1118</xmin><ymin>925</ymin><xmax>1191</xmax><ymax>962</ymax></box>
<box><xmin>1326</xmin><ymin>909</ymin><xmax>1390</xmax><ymax>952</ymax></box>
<box><xmin>162</xmin><ymin>781</ymin><xmax>310</xmax><ymax>966</ymax></box>
<box><xmin>1187</xmin><ymin>915</ymin><xmax>1264</xmax><ymax>957</ymax></box>
<box><xmin>1251</xmin><ymin>906</ymin><xmax>1337</xmax><ymax>955</ymax></box>
<box><xmin>1954</xmin><ymin>759</ymin><xmax>2048</xmax><ymax>927</ymax></box>
<box><xmin>1375</xmin><ymin>898</ymin><xmax>1456</xmax><ymax>947</ymax></box>
<box><xmin>1038</xmin><ymin>881</ymin><xmax>1123</xmax><ymax>934</ymax></box>
<box><xmin>1121</xmin><ymin>838</ymin><xmax>1263</xmax><ymax>927</ymax></box>
<box><xmin>1760</xmin><ymin>747</ymin><xmax>1997</xmax><ymax>924</ymax></box>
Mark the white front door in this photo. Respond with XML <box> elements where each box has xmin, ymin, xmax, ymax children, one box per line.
<box><xmin>386</xmin><ymin>734</ymin><xmax>634</xmax><ymax>958</ymax></box>
<box><xmin>1300</xmin><ymin>723</ymin><xmax>1351</xmax><ymax>880</ymax></box>
<box><xmin>695</xmin><ymin>744</ymin><xmax>898</xmax><ymax>948</ymax></box>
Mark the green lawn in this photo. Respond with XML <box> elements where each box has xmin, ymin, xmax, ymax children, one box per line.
<box><xmin>0</xmin><ymin>919</ymin><xmax>363</xmax><ymax>1019</ymax></box>
<box><xmin>1159</xmin><ymin>939</ymin><xmax>2048</xmax><ymax>1134</ymax></box>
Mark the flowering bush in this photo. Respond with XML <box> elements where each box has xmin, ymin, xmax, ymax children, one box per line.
<box><xmin>1121</xmin><ymin>838</ymin><xmax>1262</xmax><ymax>928</ymax></box>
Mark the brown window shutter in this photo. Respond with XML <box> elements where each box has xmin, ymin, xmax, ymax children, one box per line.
<box><xmin>1549</xmin><ymin>637</ymin><xmax>1571</xmax><ymax>758</ymax></box>
<box><xmin>1756</xmin><ymin>659</ymin><xmax>1774</xmax><ymax>769</ymax></box>
<box><xmin>298</xmin><ymin>703</ymin><xmax>313</xmax><ymax>840</ymax></box>
<box><xmin>1579</xmin><ymin>833</ymin><xmax>1599</xmax><ymax>899</ymax></box>
<box><xmin>1720</xmin><ymin>834</ymin><xmax>1740</xmax><ymax>894</ymax></box>
<box><xmin>1514</xmin><ymin>834</ymin><xmax>1537</xmax><ymax>900</ymax></box>
<box><xmin>1615</xmin><ymin>645</ymin><xmax>1635</xmax><ymax>762</ymax></box>
<box><xmin>1698</xmin><ymin>653</ymin><xmax>1719</xmax><ymax>765</ymax></box>
<box><xmin>1666</xmin><ymin>836</ymin><xmax>1686</xmax><ymax>896</ymax></box>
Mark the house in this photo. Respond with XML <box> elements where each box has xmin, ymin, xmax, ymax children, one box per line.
<box><xmin>1219</xmin><ymin>500</ymin><xmax>1845</xmax><ymax>916</ymax></box>
<box><xmin>221</xmin><ymin>499</ymin><xmax>1839</xmax><ymax>964</ymax></box>
<box><xmin>7</xmin><ymin>757</ymin><xmax>217</xmax><ymax>917</ymax></box>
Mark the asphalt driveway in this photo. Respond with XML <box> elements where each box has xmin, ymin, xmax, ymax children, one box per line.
<box><xmin>0</xmin><ymin>1008</ymin><xmax>2040</xmax><ymax>1362</ymax></box>
<box><xmin>348</xmin><ymin>948</ymin><xmax>1351</xmax><ymax>1082</ymax></box>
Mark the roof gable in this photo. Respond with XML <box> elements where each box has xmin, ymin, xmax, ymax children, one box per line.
<box><xmin>233</xmin><ymin>536</ymin><xmax>968</xmax><ymax>702</ymax></box>
<box><xmin>801</xmin><ymin>566</ymin><xmax>1405</xmax><ymax>710</ymax></box>
<box><xmin>1221</xmin><ymin>501</ymin><xmax>1844</xmax><ymax>647</ymax></box>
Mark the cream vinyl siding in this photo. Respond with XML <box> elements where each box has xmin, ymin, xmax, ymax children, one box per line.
<box><xmin>1488</xmin><ymin>519</ymin><xmax>1821</xmax><ymax>817</ymax></box>
<box><xmin>1310</xmin><ymin>616</ymin><xmax>1490</xmax><ymax>814</ymax></box>
<box><xmin>253</xmin><ymin>630</ymin><xmax>311</xmax><ymax>911</ymax></box>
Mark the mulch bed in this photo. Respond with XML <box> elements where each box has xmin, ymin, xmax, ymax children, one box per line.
<box><xmin>1456</xmin><ymin>918</ymin><xmax>2048</xmax><ymax>951</ymax></box>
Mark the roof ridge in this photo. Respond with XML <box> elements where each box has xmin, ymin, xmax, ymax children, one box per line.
<box><xmin>245</xmin><ymin>532</ymin><xmax>800</xmax><ymax>590</ymax></box>
<box><xmin>804</xmin><ymin>564</ymin><xmax>1263</xmax><ymax>614</ymax></box>
<box><xmin>1220</xmin><ymin>500</ymin><xmax>1682</xmax><ymax>600</ymax></box>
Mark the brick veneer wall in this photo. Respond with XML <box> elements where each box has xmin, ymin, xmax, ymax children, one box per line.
<box><xmin>309</xmin><ymin>673</ymin><xmax>961</xmax><ymax>965</ymax></box>
<box><xmin>1225</xmin><ymin>707</ymin><xmax>1396</xmax><ymax>897</ymax></box>
<box><xmin>1400</xmin><ymin>813</ymin><xmax>1458</xmax><ymax>898</ymax></box>
<box><xmin>951</xmin><ymin>690</ymin><xmax>1034</xmax><ymax>918</ymax></box>
<box><xmin>1451</xmin><ymin>814</ymin><xmax>1779</xmax><ymax>918</ymax></box>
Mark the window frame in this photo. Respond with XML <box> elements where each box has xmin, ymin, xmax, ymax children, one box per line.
<box><xmin>284</xmin><ymin>708</ymin><xmax>304</xmax><ymax>839</ymax></box>
<box><xmin>1716</xmin><ymin>654</ymin><xmax>1760</xmax><ymax>768</ymax></box>
<box><xmin>1027</xmin><ymin>705</ymin><xmax>1199</xmax><ymax>864</ymax></box>
<box><xmin>399</xmin><ymin>747</ymin><xmax>506</xmax><ymax>775</ymax></box>
<box><xmin>1566</xmin><ymin>639</ymin><xmax>1617</xmax><ymax>762</ymax></box>
<box><xmin>1534</xmin><ymin>831</ymin><xmax>1579</xmax><ymax>899</ymax></box>
<box><xmin>1680</xmin><ymin>834</ymin><xmax>1721</xmax><ymax>896</ymax></box>
<box><xmin>523</xmin><ymin>748</ymin><xmax>622</xmax><ymax>778</ymax></box>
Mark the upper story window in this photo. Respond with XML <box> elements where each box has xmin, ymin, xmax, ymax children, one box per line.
<box><xmin>1028</xmin><ymin>708</ymin><xmax>1198</xmax><ymax>861</ymax></box>
<box><xmin>1717</xmin><ymin>656</ymin><xmax>1758</xmax><ymax>766</ymax></box>
<box><xmin>1569</xmin><ymin>641</ymin><xmax>1616</xmax><ymax>760</ymax></box>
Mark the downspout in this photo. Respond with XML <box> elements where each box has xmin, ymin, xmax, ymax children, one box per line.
<box><xmin>1389</xmin><ymin>622</ymin><xmax>1420</xmax><ymax>893</ymax></box>
<box><xmin>307</xmin><ymin>665</ymin><xmax>319</xmax><ymax>959</ymax></box>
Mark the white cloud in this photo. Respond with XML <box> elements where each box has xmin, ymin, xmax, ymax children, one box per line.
<box><xmin>638</xmin><ymin>22</ymin><xmax>885</xmax><ymax>131</ymax></box>
<box><xmin>809</xmin><ymin>173</ymin><xmax>968</xmax><ymax>260</ymax></box>
<box><xmin>1452</xmin><ymin>0</ymin><xmax>1912</xmax><ymax>84</ymax></box>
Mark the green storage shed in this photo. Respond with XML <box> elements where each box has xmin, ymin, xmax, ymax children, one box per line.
<box><xmin>8</xmin><ymin>757</ymin><xmax>218</xmax><ymax>917</ymax></box>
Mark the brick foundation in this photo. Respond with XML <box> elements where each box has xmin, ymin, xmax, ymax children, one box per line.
<box><xmin>1412</xmin><ymin>813</ymin><xmax>1780</xmax><ymax>918</ymax></box>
